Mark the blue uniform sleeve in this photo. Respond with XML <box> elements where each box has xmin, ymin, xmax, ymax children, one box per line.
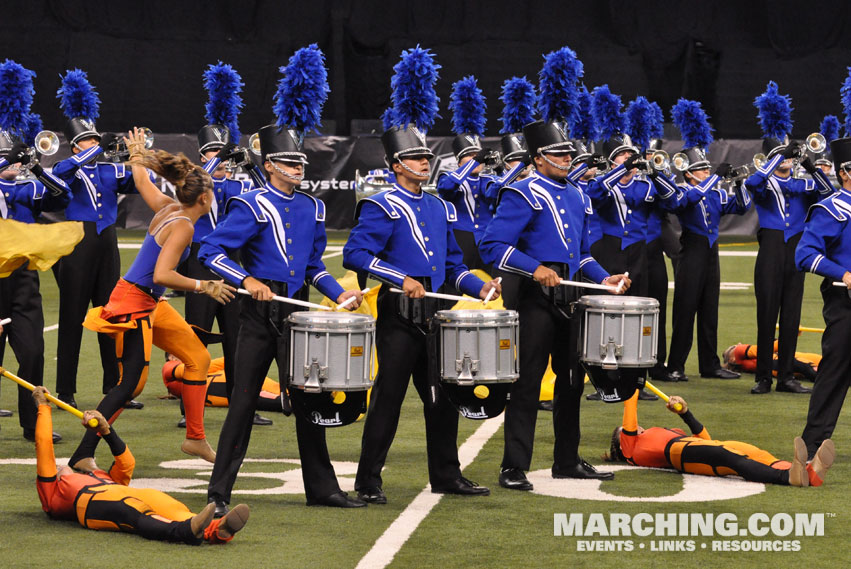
<box><xmin>31</xmin><ymin>165</ymin><xmax>70</xmax><ymax>200</ymax></box>
<box><xmin>202</xmin><ymin>156</ymin><xmax>221</xmax><ymax>175</ymax></box>
<box><xmin>199</xmin><ymin>199</ymin><xmax>260</xmax><ymax>286</ymax></box>
<box><xmin>585</xmin><ymin>164</ymin><xmax>626</xmax><ymax>207</ymax></box>
<box><xmin>479</xmin><ymin>188</ymin><xmax>539</xmax><ymax>277</ymax></box>
<box><xmin>306</xmin><ymin>215</ymin><xmax>345</xmax><ymax>300</ymax></box>
<box><xmin>245</xmin><ymin>163</ymin><xmax>266</xmax><ymax>189</ymax></box>
<box><xmin>0</xmin><ymin>157</ymin><xmax>7</xmax><ymax>170</ymax></box>
<box><xmin>724</xmin><ymin>181</ymin><xmax>751</xmax><ymax>214</ymax></box>
<box><xmin>342</xmin><ymin>200</ymin><xmax>409</xmax><ymax>287</ymax></box>
<box><xmin>51</xmin><ymin>146</ymin><xmax>103</xmax><ymax>182</ymax></box>
<box><xmin>114</xmin><ymin>164</ymin><xmax>140</xmax><ymax>195</ymax></box>
<box><xmin>649</xmin><ymin>172</ymin><xmax>682</xmax><ymax>211</ymax></box>
<box><xmin>795</xmin><ymin>206</ymin><xmax>847</xmax><ymax>281</ymax></box>
<box><xmin>567</xmin><ymin>162</ymin><xmax>589</xmax><ymax>186</ymax></box>
<box><xmin>744</xmin><ymin>154</ymin><xmax>783</xmax><ymax>195</ymax></box>
<box><xmin>811</xmin><ymin>169</ymin><xmax>836</xmax><ymax>196</ymax></box>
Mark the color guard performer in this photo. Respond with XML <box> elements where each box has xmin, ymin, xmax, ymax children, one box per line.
<box><xmin>795</xmin><ymin>135</ymin><xmax>851</xmax><ymax>460</ymax></box>
<box><xmin>745</xmin><ymin>82</ymin><xmax>832</xmax><ymax>395</ymax></box>
<box><xmin>344</xmin><ymin>47</ymin><xmax>500</xmax><ymax>504</ymax></box>
<box><xmin>200</xmin><ymin>45</ymin><xmax>364</xmax><ymax>514</ymax></box>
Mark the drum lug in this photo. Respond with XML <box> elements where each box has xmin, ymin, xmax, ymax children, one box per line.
<box><xmin>455</xmin><ymin>353</ymin><xmax>479</xmax><ymax>385</ymax></box>
<box><xmin>599</xmin><ymin>340</ymin><xmax>623</xmax><ymax>370</ymax></box>
<box><xmin>303</xmin><ymin>358</ymin><xmax>329</xmax><ymax>393</ymax></box>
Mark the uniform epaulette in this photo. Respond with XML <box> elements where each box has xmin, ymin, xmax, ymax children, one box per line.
<box><xmin>424</xmin><ymin>191</ymin><xmax>457</xmax><ymax>222</ymax></box>
<box><xmin>224</xmin><ymin>188</ymin><xmax>268</xmax><ymax>222</ymax></box>
<box><xmin>294</xmin><ymin>190</ymin><xmax>326</xmax><ymax>221</ymax></box>
<box><xmin>497</xmin><ymin>180</ymin><xmax>543</xmax><ymax>210</ymax></box>
<box><xmin>355</xmin><ymin>189</ymin><xmax>402</xmax><ymax>220</ymax></box>
<box><xmin>807</xmin><ymin>190</ymin><xmax>851</xmax><ymax>222</ymax></box>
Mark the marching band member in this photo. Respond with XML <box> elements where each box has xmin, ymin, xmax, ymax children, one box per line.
<box><xmin>745</xmin><ymin>82</ymin><xmax>832</xmax><ymax>395</ymax></box>
<box><xmin>344</xmin><ymin>47</ymin><xmax>500</xmax><ymax>504</ymax></box>
<box><xmin>68</xmin><ymin>128</ymin><xmax>231</xmax><ymax>471</ymax></box>
<box><xmin>479</xmin><ymin>47</ymin><xmax>629</xmax><ymax>492</ymax></box>
<box><xmin>200</xmin><ymin>45</ymin><xmax>364</xmax><ymax>514</ymax></box>
<box><xmin>663</xmin><ymin>99</ymin><xmax>750</xmax><ymax>382</ymax></box>
<box><xmin>51</xmin><ymin>70</ymin><xmax>140</xmax><ymax>408</ymax></box>
<box><xmin>437</xmin><ymin>76</ymin><xmax>495</xmax><ymax>271</ymax></box>
<box><xmin>795</xmin><ymin>135</ymin><xmax>851</xmax><ymax>460</ymax></box>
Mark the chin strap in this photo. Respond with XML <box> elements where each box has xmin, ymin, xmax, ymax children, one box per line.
<box><xmin>541</xmin><ymin>153</ymin><xmax>571</xmax><ymax>171</ymax></box>
<box><xmin>270</xmin><ymin>161</ymin><xmax>305</xmax><ymax>183</ymax></box>
<box><xmin>396</xmin><ymin>160</ymin><xmax>430</xmax><ymax>178</ymax></box>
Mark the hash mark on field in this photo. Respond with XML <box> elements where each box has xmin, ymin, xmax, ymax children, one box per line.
<box><xmin>355</xmin><ymin>415</ymin><xmax>504</xmax><ymax>569</ymax></box>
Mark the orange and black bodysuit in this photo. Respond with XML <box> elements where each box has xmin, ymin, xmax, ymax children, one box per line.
<box><xmin>35</xmin><ymin>404</ymin><xmax>229</xmax><ymax>544</ymax></box>
<box><xmin>618</xmin><ymin>392</ymin><xmax>792</xmax><ymax>484</ymax></box>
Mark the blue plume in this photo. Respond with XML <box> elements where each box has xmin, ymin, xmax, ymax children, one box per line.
<box><xmin>500</xmin><ymin>76</ymin><xmax>536</xmax><ymax>134</ymax></box>
<box><xmin>389</xmin><ymin>45</ymin><xmax>441</xmax><ymax>132</ymax></box>
<box><xmin>449</xmin><ymin>76</ymin><xmax>486</xmax><ymax>136</ymax></box>
<box><xmin>649</xmin><ymin>102</ymin><xmax>665</xmax><ymax>139</ymax></box>
<box><xmin>569</xmin><ymin>84</ymin><xmax>596</xmax><ymax>140</ymax></box>
<box><xmin>381</xmin><ymin>107</ymin><xmax>394</xmax><ymax>131</ymax></box>
<box><xmin>754</xmin><ymin>81</ymin><xmax>793</xmax><ymax>140</ymax></box>
<box><xmin>820</xmin><ymin>114</ymin><xmax>840</xmax><ymax>142</ymax></box>
<box><xmin>22</xmin><ymin>113</ymin><xmax>42</xmax><ymax>146</ymax></box>
<box><xmin>273</xmin><ymin>44</ymin><xmax>329</xmax><ymax>133</ymax></box>
<box><xmin>671</xmin><ymin>98</ymin><xmax>714</xmax><ymax>148</ymax></box>
<box><xmin>57</xmin><ymin>68</ymin><xmax>100</xmax><ymax>121</ymax></box>
<box><xmin>591</xmin><ymin>85</ymin><xmax>624</xmax><ymax>140</ymax></box>
<box><xmin>203</xmin><ymin>61</ymin><xmax>244</xmax><ymax>141</ymax></box>
<box><xmin>0</xmin><ymin>59</ymin><xmax>35</xmax><ymax>133</ymax></box>
<box><xmin>841</xmin><ymin>68</ymin><xmax>851</xmax><ymax>137</ymax></box>
<box><xmin>625</xmin><ymin>96</ymin><xmax>655</xmax><ymax>149</ymax></box>
<box><xmin>537</xmin><ymin>46</ymin><xmax>583</xmax><ymax>123</ymax></box>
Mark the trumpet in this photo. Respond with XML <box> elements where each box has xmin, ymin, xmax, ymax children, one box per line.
<box><xmin>753</xmin><ymin>153</ymin><xmax>767</xmax><ymax>170</ymax></box>
<box><xmin>672</xmin><ymin>152</ymin><xmax>690</xmax><ymax>172</ymax></box>
<box><xmin>647</xmin><ymin>150</ymin><xmax>670</xmax><ymax>171</ymax></box>
<box><xmin>724</xmin><ymin>164</ymin><xmax>753</xmax><ymax>183</ymax></box>
<box><xmin>805</xmin><ymin>132</ymin><xmax>827</xmax><ymax>154</ymax></box>
<box><xmin>33</xmin><ymin>130</ymin><xmax>59</xmax><ymax>156</ymax></box>
<box><xmin>105</xmin><ymin>127</ymin><xmax>154</xmax><ymax>161</ymax></box>
<box><xmin>248</xmin><ymin>133</ymin><xmax>261</xmax><ymax>156</ymax></box>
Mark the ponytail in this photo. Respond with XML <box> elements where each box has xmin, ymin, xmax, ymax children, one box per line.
<box><xmin>131</xmin><ymin>150</ymin><xmax>212</xmax><ymax>205</ymax></box>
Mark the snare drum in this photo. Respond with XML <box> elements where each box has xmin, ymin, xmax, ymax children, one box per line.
<box><xmin>288</xmin><ymin>312</ymin><xmax>375</xmax><ymax>393</ymax></box>
<box><xmin>578</xmin><ymin>296</ymin><xmax>659</xmax><ymax>369</ymax></box>
<box><xmin>435</xmin><ymin>309</ymin><xmax>519</xmax><ymax>385</ymax></box>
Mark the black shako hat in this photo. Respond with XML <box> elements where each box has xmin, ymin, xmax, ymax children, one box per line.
<box><xmin>601</xmin><ymin>133</ymin><xmax>638</xmax><ymax>162</ymax></box>
<box><xmin>682</xmin><ymin>146</ymin><xmax>711</xmax><ymax>171</ymax></box>
<box><xmin>500</xmin><ymin>133</ymin><xmax>527</xmax><ymax>162</ymax></box>
<box><xmin>451</xmin><ymin>133</ymin><xmax>482</xmax><ymax>160</ymax></box>
<box><xmin>762</xmin><ymin>135</ymin><xmax>790</xmax><ymax>160</ymax></box>
<box><xmin>830</xmin><ymin>137</ymin><xmax>851</xmax><ymax>172</ymax></box>
<box><xmin>197</xmin><ymin>124</ymin><xmax>231</xmax><ymax>153</ymax></box>
<box><xmin>258</xmin><ymin>124</ymin><xmax>308</xmax><ymax>164</ymax></box>
<box><xmin>64</xmin><ymin>118</ymin><xmax>100</xmax><ymax>147</ymax></box>
<box><xmin>523</xmin><ymin>120</ymin><xmax>575</xmax><ymax>158</ymax></box>
<box><xmin>381</xmin><ymin>125</ymin><xmax>434</xmax><ymax>164</ymax></box>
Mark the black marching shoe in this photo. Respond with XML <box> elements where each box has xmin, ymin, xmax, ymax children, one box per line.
<box><xmin>252</xmin><ymin>413</ymin><xmax>273</xmax><ymax>426</ymax></box>
<box><xmin>23</xmin><ymin>429</ymin><xmax>62</xmax><ymax>443</ymax></box>
<box><xmin>700</xmin><ymin>368</ymin><xmax>740</xmax><ymax>379</ymax></box>
<box><xmin>307</xmin><ymin>491</ymin><xmax>366</xmax><ymax>508</ymax></box>
<box><xmin>661</xmin><ymin>370</ymin><xmax>688</xmax><ymax>383</ymax></box>
<box><xmin>357</xmin><ymin>486</ymin><xmax>387</xmax><ymax>504</ymax></box>
<box><xmin>776</xmin><ymin>379</ymin><xmax>812</xmax><ymax>394</ymax></box>
<box><xmin>552</xmin><ymin>459</ymin><xmax>614</xmax><ymax>480</ymax></box>
<box><xmin>0</xmin><ymin>409</ymin><xmax>12</xmax><ymax>417</ymax></box>
<box><xmin>124</xmin><ymin>399</ymin><xmax>144</xmax><ymax>410</ymax></box>
<box><xmin>209</xmin><ymin>499</ymin><xmax>229</xmax><ymax>519</ymax></box>
<box><xmin>57</xmin><ymin>394</ymin><xmax>77</xmax><ymax>409</ymax></box>
<box><xmin>499</xmin><ymin>468</ymin><xmax>533</xmax><ymax>491</ymax></box>
<box><xmin>637</xmin><ymin>388</ymin><xmax>658</xmax><ymax>401</ymax></box>
<box><xmin>177</xmin><ymin>416</ymin><xmax>186</xmax><ymax>428</ymax></box>
<box><xmin>431</xmin><ymin>477</ymin><xmax>490</xmax><ymax>496</ymax></box>
<box><xmin>585</xmin><ymin>391</ymin><xmax>603</xmax><ymax>401</ymax></box>
<box><xmin>750</xmin><ymin>379</ymin><xmax>772</xmax><ymax>394</ymax></box>
<box><xmin>538</xmin><ymin>400</ymin><xmax>554</xmax><ymax>411</ymax></box>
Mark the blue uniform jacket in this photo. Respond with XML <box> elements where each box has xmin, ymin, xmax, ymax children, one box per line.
<box><xmin>744</xmin><ymin>153</ymin><xmax>834</xmax><ymax>240</ymax></box>
<box><xmin>667</xmin><ymin>174</ymin><xmax>751</xmax><ymax>246</ymax></box>
<box><xmin>193</xmin><ymin>156</ymin><xmax>258</xmax><ymax>243</ymax></box>
<box><xmin>1</xmin><ymin>169</ymin><xmax>70</xmax><ymax>223</ymax></box>
<box><xmin>198</xmin><ymin>182</ymin><xmax>343</xmax><ymax>300</ymax></box>
<box><xmin>795</xmin><ymin>188</ymin><xmax>851</xmax><ymax>281</ymax></box>
<box><xmin>343</xmin><ymin>184</ymin><xmax>484</xmax><ymax>295</ymax></box>
<box><xmin>478</xmin><ymin>170</ymin><xmax>608</xmax><ymax>283</ymax></box>
<box><xmin>436</xmin><ymin>159</ymin><xmax>498</xmax><ymax>241</ymax></box>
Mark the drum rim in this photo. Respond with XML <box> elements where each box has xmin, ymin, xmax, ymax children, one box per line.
<box><xmin>288</xmin><ymin>311</ymin><xmax>376</xmax><ymax>329</ymax></box>
<box><xmin>435</xmin><ymin>309</ymin><xmax>519</xmax><ymax>323</ymax></box>
<box><xmin>577</xmin><ymin>295</ymin><xmax>660</xmax><ymax>308</ymax></box>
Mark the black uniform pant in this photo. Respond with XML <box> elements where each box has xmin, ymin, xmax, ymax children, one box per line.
<box><xmin>668</xmin><ymin>231</ymin><xmax>721</xmax><ymax>375</ymax></box>
<box><xmin>647</xmin><ymin>238</ymin><xmax>669</xmax><ymax>370</ymax></box>
<box><xmin>0</xmin><ymin>265</ymin><xmax>43</xmax><ymax>432</ymax></box>
<box><xmin>355</xmin><ymin>290</ymin><xmax>462</xmax><ymax>491</ymax></box>
<box><xmin>802</xmin><ymin>281</ymin><xmax>851</xmax><ymax>458</ymax></box>
<box><xmin>501</xmin><ymin>275</ymin><xmax>584</xmax><ymax>471</ymax></box>
<box><xmin>590</xmin><ymin>235</ymin><xmax>648</xmax><ymax>297</ymax></box>
<box><xmin>208</xmin><ymin>293</ymin><xmax>340</xmax><ymax>505</ymax></box>
<box><xmin>54</xmin><ymin>222</ymin><xmax>120</xmax><ymax>395</ymax></box>
<box><xmin>754</xmin><ymin>229</ymin><xmax>804</xmax><ymax>384</ymax></box>
<box><xmin>183</xmin><ymin>243</ymin><xmax>239</xmax><ymax>399</ymax></box>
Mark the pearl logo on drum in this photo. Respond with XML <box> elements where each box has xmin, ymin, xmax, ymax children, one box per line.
<box><xmin>311</xmin><ymin>411</ymin><xmax>344</xmax><ymax>426</ymax></box>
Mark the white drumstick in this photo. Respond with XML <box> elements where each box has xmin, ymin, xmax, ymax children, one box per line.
<box><xmin>482</xmin><ymin>277</ymin><xmax>502</xmax><ymax>304</ymax></box>
<box><xmin>388</xmin><ymin>287</ymin><xmax>473</xmax><ymax>303</ymax></box>
<box><xmin>616</xmin><ymin>271</ymin><xmax>629</xmax><ymax>294</ymax></box>
<box><xmin>237</xmin><ymin>288</ymin><xmax>331</xmax><ymax>311</ymax></box>
<box><xmin>0</xmin><ymin>318</ymin><xmax>10</xmax><ymax>326</ymax></box>
<box><xmin>832</xmin><ymin>281</ymin><xmax>849</xmax><ymax>287</ymax></box>
<box><xmin>558</xmin><ymin>279</ymin><xmax>617</xmax><ymax>292</ymax></box>
<box><xmin>336</xmin><ymin>288</ymin><xmax>371</xmax><ymax>311</ymax></box>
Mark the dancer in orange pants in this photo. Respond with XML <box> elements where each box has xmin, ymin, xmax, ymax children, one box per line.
<box><xmin>68</xmin><ymin>129</ymin><xmax>235</xmax><ymax>469</ymax></box>
<box><xmin>33</xmin><ymin>387</ymin><xmax>248</xmax><ymax>544</ymax></box>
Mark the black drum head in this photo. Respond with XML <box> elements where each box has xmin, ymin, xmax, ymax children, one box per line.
<box><xmin>441</xmin><ymin>382</ymin><xmax>512</xmax><ymax>420</ymax></box>
<box><xmin>582</xmin><ymin>365</ymin><xmax>646</xmax><ymax>403</ymax></box>
<box><xmin>289</xmin><ymin>389</ymin><xmax>367</xmax><ymax>427</ymax></box>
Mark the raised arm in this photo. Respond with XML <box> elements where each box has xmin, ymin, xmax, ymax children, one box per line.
<box><xmin>125</xmin><ymin>128</ymin><xmax>174</xmax><ymax>212</ymax></box>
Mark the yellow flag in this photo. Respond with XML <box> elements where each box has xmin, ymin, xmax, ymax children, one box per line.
<box><xmin>0</xmin><ymin>219</ymin><xmax>84</xmax><ymax>277</ymax></box>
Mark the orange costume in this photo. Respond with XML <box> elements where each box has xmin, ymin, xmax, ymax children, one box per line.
<box><xmin>162</xmin><ymin>357</ymin><xmax>283</xmax><ymax>412</ymax></box>
<box><xmin>724</xmin><ymin>341</ymin><xmax>820</xmax><ymax>379</ymax></box>
<box><xmin>35</xmin><ymin>404</ymin><xmax>233</xmax><ymax>544</ymax></box>
<box><xmin>616</xmin><ymin>392</ymin><xmax>796</xmax><ymax>484</ymax></box>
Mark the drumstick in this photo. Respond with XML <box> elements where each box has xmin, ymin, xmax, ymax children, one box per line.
<box><xmin>558</xmin><ymin>279</ymin><xmax>617</xmax><ymax>292</ymax></box>
<box><xmin>0</xmin><ymin>367</ymin><xmax>98</xmax><ymax>427</ymax></box>
<box><xmin>482</xmin><ymin>277</ymin><xmax>502</xmax><ymax>304</ymax></box>
<box><xmin>388</xmin><ymin>287</ymin><xmax>473</xmax><ymax>303</ymax></box>
<box><xmin>236</xmin><ymin>288</ymin><xmax>331</xmax><ymax>311</ymax></box>
<box><xmin>616</xmin><ymin>271</ymin><xmax>629</xmax><ymax>293</ymax></box>
<box><xmin>336</xmin><ymin>288</ymin><xmax>371</xmax><ymax>311</ymax></box>
<box><xmin>832</xmin><ymin>281</ymin><xmax>849</xmax><ymax>287</ymax></box>
<box><xmin>0</xmin><ymin>317</ymin><xmax>10</xmax><ymax>326</ymax></box>
<box><xmin>643</xmin><ymin>380</ymin><xmax>683</xmax><ymax>412</ymax></box>
<box><xmin>776</xmin><ymin>323</ymin><xmax>824</xmax><ymax>334</ymax></box>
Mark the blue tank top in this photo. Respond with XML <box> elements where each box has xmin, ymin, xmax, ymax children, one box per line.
<box><xmin>124</xmin><ymin>215</ymin><xmax>191</xmax><ymax>297</ymax></box>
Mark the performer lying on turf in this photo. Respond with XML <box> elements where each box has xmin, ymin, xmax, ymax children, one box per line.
<box><xmin>604</xmin><ymin>391</ymin><xmax>835</xmax><ymax>487</ymax></box>
<box><xmin>32</xmin><ymin>387</ymin><xmax>248</xmax><ymax>545</ymax></box>
<box><xmin>68</xmin><ymin>129</ymin><xmax>234</xmax><ymax>470</ymax></box>
<box><xmin>723</xmin><ymin>341</ymin><xmax>820</xmax><ymax>381</ymax></box>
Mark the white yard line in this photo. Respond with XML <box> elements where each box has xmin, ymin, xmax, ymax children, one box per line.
<box><xmin>356</xmin><ymin>415</ymin><xmax>504</xmax><ymax>569</ymax></box>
